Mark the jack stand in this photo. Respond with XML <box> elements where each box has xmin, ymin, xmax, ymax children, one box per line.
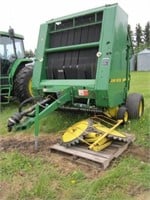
<box><xmin>34</xmin><ymin>104</ymin><xmax>40</xmax><ymax>150</ymax></box>
<box><xmin>34</xmin><ymin>136</ymin><xmax>39</xmax><ymax>151</ymax></box>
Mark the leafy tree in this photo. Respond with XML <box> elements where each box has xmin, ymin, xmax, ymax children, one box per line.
<box><xmin>135</xmin><ymin>23</ymin><xmax>143</xmax><ymax>47</ymax></box>
<box><xmin>144</xmin><ymin>21</ymin><xmax>150</xmax><ymax>47</ymax></box>
<box><xmin>25</xmin><ymin>50</ymin><xmax>34</xmax><ymax>58</ymax></box>
<box><xmin>129</xmin><ymin>22</ymin><xmax>149</xmax><ymax>53</ymax></box>
<box><xmin>128</xmin><ymin>24</ymin><xmax>136</xmax><ymax>48</ymax></box>
<box><xmin>128</xmin><ymin>24</ymin><xmax>133</xmax><ymax>36</ymax></box>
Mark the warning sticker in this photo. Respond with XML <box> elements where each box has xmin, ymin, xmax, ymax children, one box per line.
<box><xmin>78</xmin><ymin>89</ymin><xmax>89</xmax><ymax>96</ymax></box>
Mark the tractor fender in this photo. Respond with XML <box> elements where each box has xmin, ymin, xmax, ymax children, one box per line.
<box><xmin>8</xmin><ymin>58</ymin><xmax>33</xmax><ymax>80</ymax></box>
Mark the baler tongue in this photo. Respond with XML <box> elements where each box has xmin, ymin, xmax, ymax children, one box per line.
<box><xmin>62</xmin><ymin>115</ymin><xmax>131</xmax><ymax>152</ymax></box>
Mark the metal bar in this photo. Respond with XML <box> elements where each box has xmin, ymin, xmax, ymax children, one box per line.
<box><xmin>38</xmin><ymin>90</ymin><xmax>71</xmax><ymax>120</ymax></box>
<box><xmin>34</xmin><ymin>104</ymin><xmax>40</xmax><ymax>150</ymax></box>
<box><xmin>89</xmin><ymin>119</ymin><xmax>123</xmax><ymax>150</ymax></box>
<box><xmin>14</xmin><ymin>88</ymin><xmax>72</xmax><ymax>131</ymax></box>
<box><xmin>60</xmin><ymin>106</ymin><xmax>103</xmax><ymax>114</ymax></box>
<box><xmin>45</xmin><ymin>42</ymin><xmax>99</xmax><ymax>53</ymax></box>
<box><xmin>50</xmin><ymin>21</ymin><xmax>101</xmax><ymax>33</ymax></box>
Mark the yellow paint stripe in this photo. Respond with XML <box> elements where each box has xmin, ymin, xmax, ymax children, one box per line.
<box><xmin>110</xmin><ymin>78</ymin><xmax>127</xmax><ymax>83</ymax></box>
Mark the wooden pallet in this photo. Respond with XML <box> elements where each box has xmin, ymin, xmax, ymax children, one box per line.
<box><xmin>50</xmin><ymin>136</ymin><xmax>135</xmax><ymax>169</ymax></box>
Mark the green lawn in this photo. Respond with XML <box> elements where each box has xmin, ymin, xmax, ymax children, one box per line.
<box><xmin>0</xmin><ymin>72</ymin><xmax>150</xmax><ymax>200</ymax></box>
<box><xmin>125</xmin><ymin>72</ymin><xmax>150</xmax><ymax>147</ymax></box>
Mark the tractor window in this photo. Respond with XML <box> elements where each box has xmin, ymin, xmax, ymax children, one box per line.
<box><xmin>5</xmin><ymin>43</ymin><xmax>14</xmax><ymax>60</ymax></box>
<box><xmin>0</xmin><ymin>44</ymin><xmax>4</xmax><ymax>57</ymax></box>
<box><xmin>0</xmin><ymin>36</ymin><xmax>25</xmax><ymax>61</ymax></box>
<box><xmin>14</xmin><ymin>38</ymin><xmax>25</xmax><ymax>58</ymax></box>
<box><xmin>0</xmin><ymin>36</ymin><xmax>7</xmax><ymax>58</ymax></box>
<box><xmin>0</xmin><ymin>36</ymin><xmax>13</xmax><ymax>60</ymax></box>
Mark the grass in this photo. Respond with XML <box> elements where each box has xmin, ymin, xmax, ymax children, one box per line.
<box><xmin>0</xmin><ymin>72</ymin><xmax>150</xmax><ymax>199</ymax></box>
<box><xmin>0</xmin><ymin>103</ymin><xmax>88</xmax><ymax>135</ymax></box>
<box><xmin>124</xmin><ymin>72</ymin><xmax>150</xmax><ymax>147</ymax></box>
<box><xmin>0</xmin><ymin>102</ymin><xmax>19</xmax><ymax>135</ymax></box>
<box><xmin>87</xmin><ymin>156</ymin><xmax>150</xmax><ymax>196</ymax></box>
<box><xmin>0</xmin><ymin>151</ymin><xmax>149</xmax><ymax>200</ymax></box>
<box><xmin>40</xmin><ymin>110</ymin><xmax>89</xmax><ymax>133</ymax></box>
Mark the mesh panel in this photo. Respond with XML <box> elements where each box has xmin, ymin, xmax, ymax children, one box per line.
<box><xmin>47</xmin><ymin>48</ymin><xmax>98</xmax><ymax>79</ymax></box>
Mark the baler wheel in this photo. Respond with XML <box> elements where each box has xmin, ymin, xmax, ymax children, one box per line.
<box><xmin>14</xmin><ymin>65</ymin><xmax>33</xmax><ymax>102</ymax></box>
<box><xmin>116</xmin><ymin>106</ymin><xmax>128</xmax><ymax>123</ymax></box>
<box><xmin>126</xmin><ymin>93</ymin><xmax>144</xmax><ymax>119</ymax></box>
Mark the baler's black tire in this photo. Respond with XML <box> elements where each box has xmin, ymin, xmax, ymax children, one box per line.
<box><xmin>14</xmin><ymin>65</ymin><xmax>33</xmax><ymax>102</ymax></box>
<box><xmin>116</xmin><ymin>106</ymin><xmax>128</xmax><ymax>124</ymax></box>
<box><xmin>126</xmin><ymin>93</ymin><xmax>144</xmax><ymax>119</ymax></box>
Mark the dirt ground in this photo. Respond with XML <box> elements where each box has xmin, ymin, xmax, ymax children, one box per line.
<box><xmin>1</xmin><ymin>133</ymin><xmax>149</xmax><ymax>158</ymax></box>
<box><xmin>0</xmin><ymin>133</ymin><xmax>149</xmax><ymax>175</ymax></box>
<box><xmin>0</xmin><ymin>133</ymin><xmax>105</xmax><ymax>178</ymax></box>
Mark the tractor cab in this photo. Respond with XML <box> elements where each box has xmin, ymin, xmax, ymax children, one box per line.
<box><xmin>0</xmin><ymin>28</ymin><xmax>25</xmax><ymax>75</ymax></box>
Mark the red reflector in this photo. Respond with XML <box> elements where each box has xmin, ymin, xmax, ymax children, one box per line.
<box><xmin>78</xmin><ymin>89</ymin><xmax>89</xmax><ymax>96</ymax></box>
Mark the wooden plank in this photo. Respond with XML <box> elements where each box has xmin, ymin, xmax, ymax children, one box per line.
<box><xmin>51</xmin><ymin>144</ymin><xmax>107</xmax><ymax>163</ymax></box>
<box><xmin>50</xmin><ymin>137</ymin><xmax>133</xmax><ymax>169</ymax></box>
<box><xmin>71</xmin><ymin>146</ymin><xmax>111</xmax><ymax>159</ymax></box>
<box><xmin>51</xmin><ymin>144</ymin><xmax>110</xmax><ymax>169</ymax></box>
<box><xmin>113</xmin><ymin>143</ymin><xmax>129</xmax><ymax>158</ymax></box>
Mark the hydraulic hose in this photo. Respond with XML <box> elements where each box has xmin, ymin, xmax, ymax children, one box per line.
<box><xmin>7</xmin><ymin>97</ymin><xmax>51</xmax><ymax>132</ymax></box>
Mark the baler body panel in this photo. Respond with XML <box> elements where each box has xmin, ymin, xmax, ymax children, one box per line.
<box><xmin>32</xmin><ymin>4</ymin><xmax>131</xmax><ymax>109</ymax></box>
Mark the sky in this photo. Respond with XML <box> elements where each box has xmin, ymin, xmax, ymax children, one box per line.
<box><xmin>1</xmin><ymin>0</ymin><xmax>149</xmax><ymax>50</ymax></box>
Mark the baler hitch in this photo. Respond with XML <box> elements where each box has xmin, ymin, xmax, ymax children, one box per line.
<box><xmin>7</xmin><ymin>97</ymin><xmax>51</xmax><ymax>132</ymax></box>
<box><xmin>7</xmin><ymin>88</ymin><xmax>72</xmax><ymax>133</ymax></box>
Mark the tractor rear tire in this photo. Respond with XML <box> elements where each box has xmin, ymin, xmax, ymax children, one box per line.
<box><xmin>126</xmin><ymin>93</ymin><xmax>144</xmax><ymax>119</ymax></box>
<box><xmin>14</xmin><ymin>65</ymin><xmax>33</xmax><ymax>102</ymax></box>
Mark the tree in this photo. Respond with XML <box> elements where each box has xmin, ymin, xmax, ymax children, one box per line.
<box><xmin>128</xmin><ymin>24</ymin><xmax>136</xmax><ymax>48</ymax></box>
<box><xmin>129</xmin><ymin>22</ymin><xmax>149</xmax><ymax>53</ymax></box>
<box><xmin>135</xmin><ymin>23</ymin><xmax>143</xmax><ymax>47</ymax></box>
<box><xmin>144</xmin><ymin>21</ymin><xmax>150</xmax><ymax>47</ymax></box>
<box><xmin>128</xmin><ymin>24</ymin><xmax>133</xmax><ymax>36</ymax></box>
<box><xmin>25</xmin><ymin>50</ymin><xmax>34</xmax><ymax>58</ymax></box>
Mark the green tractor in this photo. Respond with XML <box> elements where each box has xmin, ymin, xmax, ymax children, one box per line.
<box><xmin>0</xmin><ymin>28</ymin><xmax>33</xmax><ymax>104</ymax></box>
